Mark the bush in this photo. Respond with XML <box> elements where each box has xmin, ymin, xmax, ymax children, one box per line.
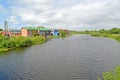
<box><xmin>11</xmin><ymin>36</ymin><xmax>33</xmax><ymax>47</ymax></box>
<box><xmin>31</xmin><ymin>36</ymin><xmax>45</xmax><ymax>45</ymax></box>
<box><xmin>0</xmin><ymin>28</ymin><xmax>3</xmax><ymax>31</ymax></box>
<box><xmin>1</xmin><ymin>40</ymin><xmax>15</xmax><ymax>48</ymax></box>
<box><xmin>59</xmin><ymin>30</ymin><xmax>67</xmax><ymax>37</ymax></box>
<box><xmin>90</xmin><ymin>32</ymin><xmax>101</xmax><ymax>37</ymax></box>
<box><xmin>19</xmin><ymin>38</ymin><xmax>32</xmax><ymax>47</ymax></box>
<box><xmin>0</xmin><ymin>36</ymin><xmax>46</xmax><ymax>52</ymax></box>
<box><xmin>109</xmin><ymin>28</ymin><xmax>120</xmax><ymax>34</ymax></box>
<box><xmin>99</xmin><ymin>66</ymin><xmax>120</xmax><ymax>80</ymax></box>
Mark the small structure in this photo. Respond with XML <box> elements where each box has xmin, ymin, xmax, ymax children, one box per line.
<box><xmin>9</xmin><ymin>29</ymin><xmax>21</xmax><ymax>36</ymax></box>
<box><xmin>51</xmin><ymin>29</ymin><xmax>59</xmax><ymax>36</ymax></box>
<box><xmin>2</xmin><ymin>31</ymin><xmax>12</xmax><ymax>37</ymax></box>
<box><xmin>38</xmin><ymin>27</ymin><xmax>51</xmax><ymax>36</ymax></box>
<box><xmin>21</xmin><ymin>27</ymin><xmax>51</xmax><ymax>37</ymax></box>
<box><xmin>21</xmin><ymin>27</ymin><xmax>38</xmax><ymax>36</ymax></box>
<box><xmin>11</xmin><ymin>32</ymin><xmax>21</xmax><ymax>36</ymax></box>
<box><xmin>2</xmin><ymin>31</ymin><xmax>21</xmax><ymax>37</ymax></box>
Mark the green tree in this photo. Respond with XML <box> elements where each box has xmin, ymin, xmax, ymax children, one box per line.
<box><xmin>84</xmin><ymin>30</ymin><xmax>89</xmax><ymax>34</ymax></box>
<box><xmin>109</xmin><ymin>28</ymin><xmax>120</xmax><ymax>34</ymax></box>
<box><xmin>59</xmin><ymin>30</ymin><xmax>66</xmax><ymax>37</ymax></box>
<box><xmin>0</xmin><ymin>28</ymin><xmax>3</xmax><ymax>31</ymax></box>
<box><xmin>99</xmin><ymin>29</ymin><xmax>105</xmax><ymax>33</ymax></box>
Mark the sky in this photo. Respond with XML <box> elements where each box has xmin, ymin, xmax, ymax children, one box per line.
<box><xmin>0</xmin><ymin>0</ymin><xmax>120</xmax><ymax>30</ymax></box>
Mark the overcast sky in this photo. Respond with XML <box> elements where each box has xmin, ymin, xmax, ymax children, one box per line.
<box><xmin>0</xmin><ymin>0</ymin><xmax>120</xmax><ymax>30</ymax></box>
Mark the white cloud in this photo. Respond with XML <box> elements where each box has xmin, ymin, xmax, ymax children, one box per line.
<box><xmin>9</xmin><ymin>0</ymin><xmax>120</xmax><ymax>30</ymax></box>
<box><xmin>18</xmin><ymin>0</ymin><xmax>51</xmax><ymax>4</ymax></box>
<box><xmin>8</xmin><ymin>16</ymin><xmax>18</xmax><ymax>24</ymax></box>
<box><xmin>0</xmin><ymin>5</ymin><xmax>4</xmax><ymax>11</ymax></box>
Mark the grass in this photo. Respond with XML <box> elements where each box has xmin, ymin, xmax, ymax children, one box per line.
<box><xmin>87</xmin><ymin>32</ymin><xmax>120</xmax><ymax>42</ymax></box>
<box><xmin>98</xmin><ymin>66</ymin><xmax>120</xmax><ymax>80</ymax></box>
<box><xmin>0</xmin><ymin>36</ymin><xmax>46</xmax><ymax>53</ymax></box>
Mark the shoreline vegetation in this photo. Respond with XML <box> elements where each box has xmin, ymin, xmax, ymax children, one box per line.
<box><xmin>0</xmin><ymin>36</ymin><xmax>49</xmax><ymax>53</ymax></box>
<box><xmin>71</xmin><ymin>27</ymin><xmax>120</xmax><ymax>42</ymax></box>
<box><xmin>98</xmin><ymin>66</ymin><xmax>120</xmax><ymax>80</ymax></box>
<box><xmin>0</xmin><ymin>30</ymin><xmax>68</xmax><ymax>53</ymax></box>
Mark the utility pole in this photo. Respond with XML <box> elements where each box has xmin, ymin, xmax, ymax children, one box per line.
<box><xmin>4</xmin><ymin>20</ymin><xmax>8</xmax><ymax>34</ymax></box>
<box><xmin>4</xmin><ymin>20</ymin><xmax>11</xmax><ymax>38</ymax></box>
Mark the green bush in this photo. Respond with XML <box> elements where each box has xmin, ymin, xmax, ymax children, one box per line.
<box><xmin>0</xmin><ymin>28</ymin><xmax>3</xmax><ymax>31</ymax></box>
<box><xmin>1</xmin><ymin>40</ymin><xmax>15</xmax><ymax>48</ymax></box>
<box><xmin>99</xmin><ymin>66</ymin><xmax>120</xmax><ymax>80</ymax></box>
<box><xmin>19</xmin><ymin>38</ymin><xmax>32</xmax><ymax>47</ymax></box>
<box><xmin>109</xmin><ymin>28</ymin><xmax>120</xmax><ymax>34</ymax></box>
<box><xmin>59</xmin><ymin>30</ymin><xmax>67</xmax><ymax>37</ymax></box>
<box><xmin>0</xmin><ymin>36</ymin><xmax>46</xmax><ymax>52</ymax></box>
<box><xmin>31</xmin><ymin>36</ymin><xmax>45</xmax><ymax>45</ymax></box>
<box><xmin>90</xmin><ymin>33</ymin><xmax>100</xmax><ymax>37</ymax></box>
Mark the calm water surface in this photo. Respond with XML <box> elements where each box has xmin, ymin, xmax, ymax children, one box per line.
<box><xmin>0</xmin><ymin>35</ymin><xmax>120</xmax><ymax>80</ymax></box>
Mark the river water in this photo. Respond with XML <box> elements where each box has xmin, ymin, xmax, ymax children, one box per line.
<box><xmin>0</xmin><ymin>35</ymin><xmax>120</xmax><ymax>80</ymax></box>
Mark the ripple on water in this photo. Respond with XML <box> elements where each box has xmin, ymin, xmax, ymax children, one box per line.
<box><xmin>0</xmin><ymin>35</ymin><xmax>120</xmax><ymax>80</ymax></box>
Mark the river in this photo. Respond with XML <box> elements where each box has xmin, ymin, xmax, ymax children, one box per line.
<box><xmin>0</xmin><ymin>35</ymin><xmax>120</xmax><ymax>80</ymax></box>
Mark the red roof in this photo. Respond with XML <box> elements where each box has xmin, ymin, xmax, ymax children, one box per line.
<box><xmin>2</xmin><ymin>31</ymin><xmax>12</xmax><ymax>35</ymax></box>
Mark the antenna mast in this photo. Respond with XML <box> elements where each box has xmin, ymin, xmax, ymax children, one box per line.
<box><xmin>4</xmin><ymin>20</ymin><xmax>10</xmax><ymax>38</ymax></box>
<box><xmin>4</xmin><ymin>20</ymin><xmax>8</xmax><ymax>34</ymax></box>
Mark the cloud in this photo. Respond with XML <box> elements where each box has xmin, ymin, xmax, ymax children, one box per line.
<box><xmin>19</xmin><ymin>0</ymin><xmax>51</xmax><ymax>4</ymax></box>
<box><xmin>8</xmin><ymin>16</ymin><xmax>19</xmax><ymax>24</ymax></box>
<box><xmin>0</xmin><ymin>5</ymin><xmax>4</xmax><ymax>11</ymax></box>
<box><xmin>14</xmin><ymin>0</ymin><xmax>52</xmax><ymax>8</ymax></box>
<box><xmin>8</xmin><ymin>0</ymin><xmax>120</xmax><ymax>30</ymax></box>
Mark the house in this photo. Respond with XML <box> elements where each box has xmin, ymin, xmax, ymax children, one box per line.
<box><xmin>2</xmin><ymin>31</ymin><xmax>21</xmax><ymax>37</ymax></box>
<box><xmin>51</xmin><ymin>29</ymin><xmax>59</xmax><ymax>36</ymax></box>
<box><xmin>21</xmin><ymin>27</ymin><xmax>38</xmax><ymax>36</ymax></box>
<box><xmin>2</xmin><ymin>31</ymin><xmax>12</xmax><ymax>37</ymax></box>
<box><xmin>11</xmin><ymin>32</ymin><xmax>21</xmax><ymax>36</ymax></box>
<box><xmin>9</xmin><ymin>29</ymin><xmax>21</xmax><ymax>36</ymax></box>
<box><xmin>37</xmin><ymin>27</ymin><xmax>51</xmax><ymax>36</ymax></box>
<box><xmin>21</xmin><ymin>27</ymin><xmax>51</xmax><ymax>37</ymax></box>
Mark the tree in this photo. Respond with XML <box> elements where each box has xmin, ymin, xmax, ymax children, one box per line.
<box><xmin>59</xmin><ymin>30</ymin><xmax>66</xmax><ymax>37</ymax></box>
<box><xmin>109</xmin><ymin>28</ymin><xmax>120</xmax><ymax>34</ymax></box>
<box><xmin>99</xmin><ymin>29</ymin><xmax>105</xmax><ymax>33</ymax></box>
<box><xmin>84</xmin><ymin>30</ymin><xmax>89</xmax><ymax>34</ymax></box>
<box><xmin>0</xmin><ymin>28</ymin><xmax>3</xmax><ymax>31</ymax></box>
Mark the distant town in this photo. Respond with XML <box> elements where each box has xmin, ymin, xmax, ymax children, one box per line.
<box><xmin>0</xmin><ymin>21</ymin><xmax>70</xmax><ymax>37</ymax></box>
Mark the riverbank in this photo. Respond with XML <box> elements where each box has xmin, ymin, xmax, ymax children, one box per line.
<box><xmin>71</xmin><ymin>28</ymin><xmax>120</xmax><ymax>42</ymax></box>
<box><xmin>90</xmin><ymin>32</ymin><xmax>120</xmax><ymax>42</ymax></box>
<box><xmin>0</xmin><ymin>36</ymin><xmax>47</xmax><ymax>53</ymax></box>
<box><xmin>98</xmin><ymin>66</ymin><xmax>120</xmax><ymax>80</ymax></box>
<box><xmin>0</xmin><ymin>32</ymin><xmax>70</xmax><ymax>53</ymax></box>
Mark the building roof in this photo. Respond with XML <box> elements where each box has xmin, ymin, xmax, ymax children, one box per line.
<box><xmin>2</xmin><ymin>31</ymin><xmax>12</xmax><ymax>34</ymax></box>
<box><xmin>23</xmin><ymin>27</ymin><xmax>50</xmax><ymax>31</ymax></box>
<box><xmin>38</xmin><ymin>27</ymin><xmax>50</xmax><ymax>31</ymax></box>
<box><xmin>23</xmin><ymin>27</ymin><xmax>38</xmax><ymax>30</ymax></box>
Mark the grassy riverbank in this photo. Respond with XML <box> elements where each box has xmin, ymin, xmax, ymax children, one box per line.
<box><xmin>98</xmin><ymin>66</ymin><xmax>120</xmax><ymax>80</ymax></box>
<box><xmin>71</xmin><ymin>27</ymin><xmax>120</xmax><ymax>42</ymax></box>
<box><xmin>90</xmin><ymin>33</ymin><xmax>120</xmax><ymax>42</ymax></box>
<box><xmin>0</xmin><ymin>36</ymin><xmax>46</xmax><ymax>52</ymax></box>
